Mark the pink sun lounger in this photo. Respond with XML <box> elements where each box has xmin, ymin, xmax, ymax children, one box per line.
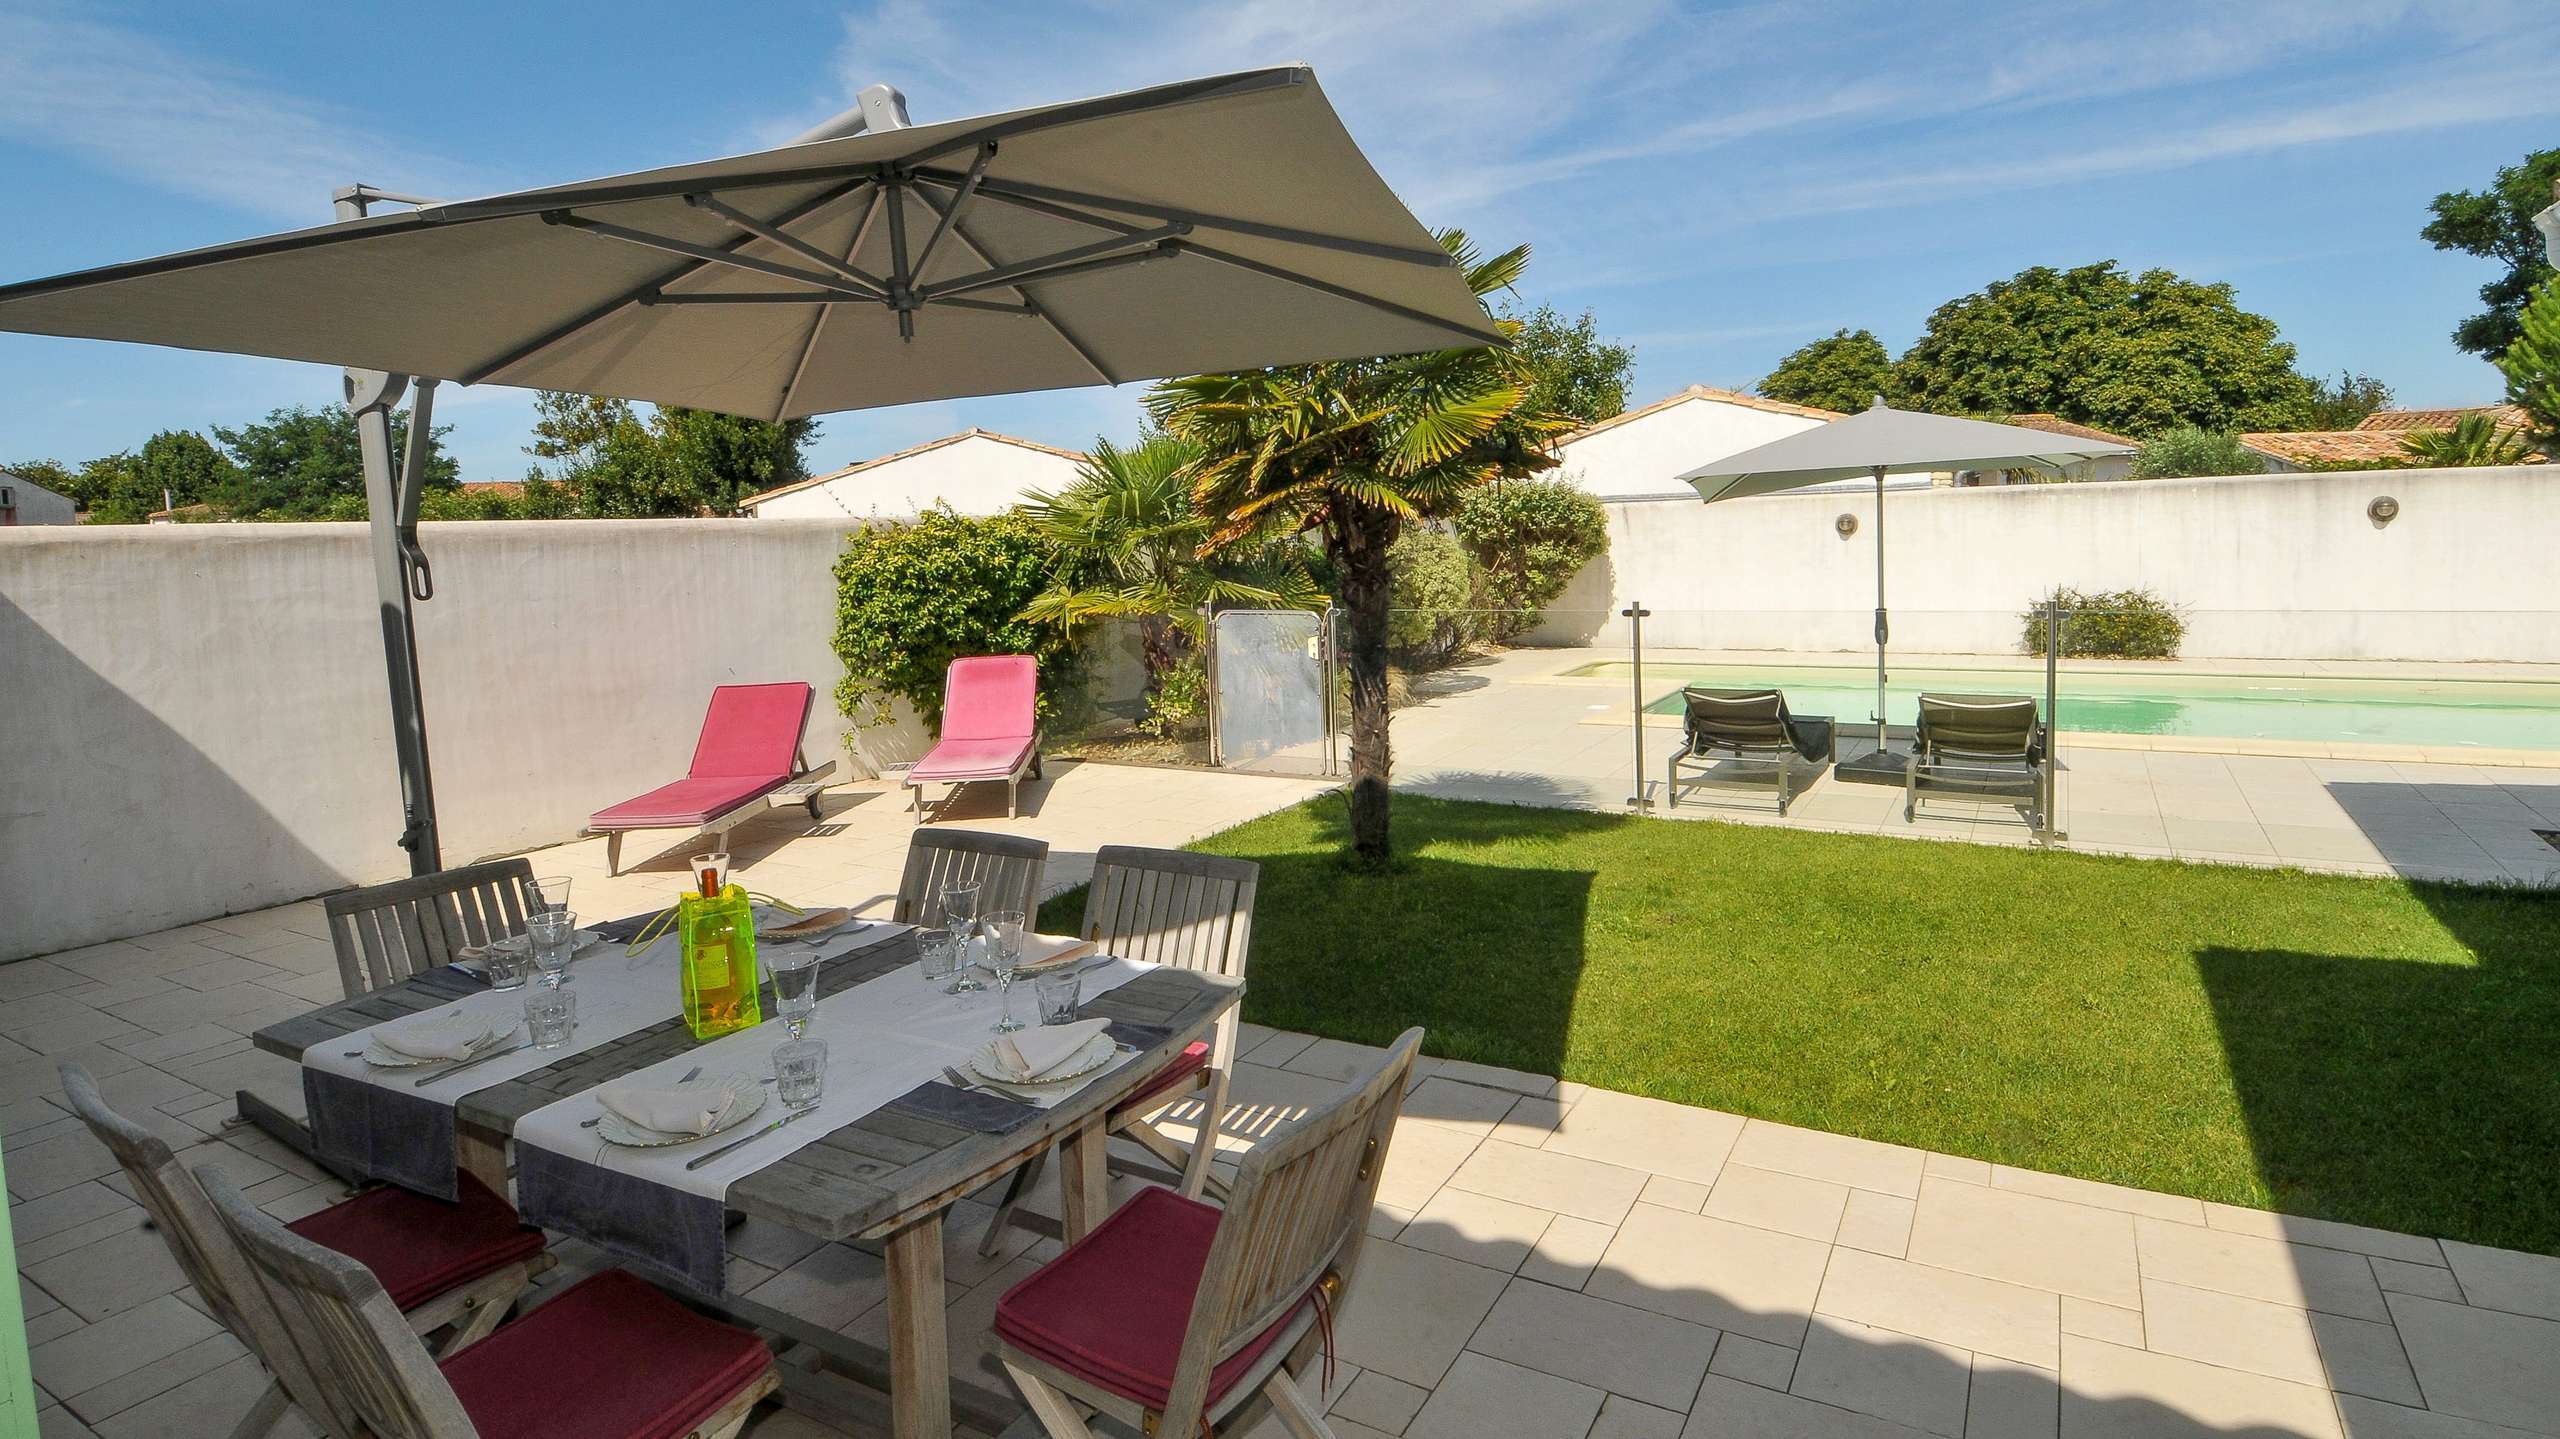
<box><xmin>587</xmin><ymin>682</ymin><xmax>834</xmax><ymax>874</ymax></box>
<box><xmin>907</xmin><ymin>655</ymin><xmax>1042</xmax><ymax>820</ymax></box>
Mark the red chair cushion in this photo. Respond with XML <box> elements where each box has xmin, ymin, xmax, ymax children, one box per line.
<box><xmin>590</xmin><ymin>774</ymin><xmax>783</xmax><ymax>830</ymax></box>
<box><xmin>940</xmin><ymin>656</ymin><xmax>1037</xmax><ymax>742</ymax></box>
<box><xmin>287</xmin><ymin>1172</ymin><xmax>545</xmax><ymax>1311</ymax></box>
<box><xmin>688</xmin><ymin>683</ymin><xmax>812</xmax><ymax>779</ymax></box>
<box><xmin>442</xmin><ymin>1270</ymin><xmax>771</xmax><ymax>1439</ymax></box>
<box><xmin>995</xmin><ymin>1186</ymin><xmax>1306</xmax><ymax>1412</ymax></box>
<box><xmin>907</xmin><ymin>736</ymin><xmax>1036</xmax><ymax>783</ymax></box>
<box><xmin>1112</xmin><ymin>1042</ymin><xmax>1212</xmax><ymax>1119</ymax></box>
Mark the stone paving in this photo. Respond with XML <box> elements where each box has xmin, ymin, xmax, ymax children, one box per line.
<box><xmin>11</xmin><ymin>760</ymin><xmax>2560</xmax><ymax>1438</ymax></box>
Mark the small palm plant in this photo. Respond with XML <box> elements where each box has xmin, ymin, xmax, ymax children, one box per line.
<box><xmin>2400</xmin><ymin>413</ymin><xmax>2534</xmax><ymax>467</ymax></box>
<box><xmin>1018</xmin><ymin>433</ymin><xmax>1317</xmax><ymax>738</ymax></box>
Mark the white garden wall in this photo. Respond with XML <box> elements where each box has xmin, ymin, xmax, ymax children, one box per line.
<box><xmin>1526</xmin><ymin>465</ymin><xmax>2560</xmax><ymax>662</ymax></box>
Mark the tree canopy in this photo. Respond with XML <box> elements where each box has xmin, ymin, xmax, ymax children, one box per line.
<box><xmin>213</xmin><ymin>405</ymin><xmax>458</xmax><ymax>519</ymax></box>
<box><xmin>1758</xmin><ymin>329</ymin><xmax>1890</xmax><ymax>413</ymax></box>
<box><xmin>1889</xmin><ymin>262</ymin><xmax>2317</xmax><ymax>436</ymax></box>
<box><xmin>527</xmin><ymin>392</ymin><xmax>818</xmax><ymax>517</ymax></box>
<box><xmin>2499</xmin><ymin>277</ymin><xmax>2560</xmax><ymax>452</ymax></box>
<box><xmin>2303</xmin><ymin>371</ymin><xmax>2395</xmax><ymax>431</ymax></box>
<box><xmin>2422</xmin><ymin>146</ymin><xmax>2560</xmax><ymax>359</ymax></box>
<box><xmin>1500</xmin><ymin>301</ymin><xmax>1635</xmax><ymax>426</ymax></box>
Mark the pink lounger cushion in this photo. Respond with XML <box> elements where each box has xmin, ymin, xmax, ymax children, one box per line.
<box><xmin>907</xmin><ymin>656</ymin><xmax>1038</xmax><ymax>787</ymax></box>
<box><xmin>907</xmin><ymin>737</ymin><xmax>1036</xmax><ymax>782</ymax></box>
<box><xmin>590</xmin><ymin>682</ymin><xmax>812</xmax><ymax>832</ymax></box>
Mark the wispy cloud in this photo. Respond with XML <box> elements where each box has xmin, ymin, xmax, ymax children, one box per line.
<box><xmin>0</xmin><ymin>4</ymin><xmax>486</xmax><ymax>223</ymax></box>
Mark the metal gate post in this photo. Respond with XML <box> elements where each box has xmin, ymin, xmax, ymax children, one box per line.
<box><xmin>1200</xmin><ymin>603</ymin><xmax>1222</xmax><ymax>768</ymax></box>
<box><xmin>1624</xmin><ymin>601</ymin><xmax>1652</xmax><ymax>810</ymax></box>
<box><xmin>1321</xmin><ymin>604</ymin><xmax>1339</xmax><ymax>777</ymax></box>
<box><xmin>2041</xmin><ymin>606</ymin><xmax>2063</xmax><ymax>845</ymax></box>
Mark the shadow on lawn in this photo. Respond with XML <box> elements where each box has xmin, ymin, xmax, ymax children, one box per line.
<box><xmin>2196</xmin><ymin>883</ymin><xmax>2560</xmax><ymax>1251</ymax></box>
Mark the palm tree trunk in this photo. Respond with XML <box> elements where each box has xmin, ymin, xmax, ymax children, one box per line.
<box><xmin>1332</xmin><ymin>499</ymin><xmax>1398</xmax><ymax>867</ymax></box>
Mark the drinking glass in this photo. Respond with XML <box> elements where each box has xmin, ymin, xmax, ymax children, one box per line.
<box><xmin>528</xmin><ymin>910</ymin><xmax>578</xmax><ymax>989</ymax></box>
<box><xmin>916</xmin><ymin>928</ymin><xmax>964</xmax><ymax>995</ymax></box>
<box><xmin>527</xmin><ymin>875</ymin><xmax>572</xmax><ymax>916</ymax></box>
<box><xmin>984</xmin><ymin>909</ymin><xmax>1027</xmax><ymax>1034</ymax></box>
<box><xmin>770</xmin><ymin>949</ymin><xmax>821</xmax><ymax>1037</ymax></box>
<box><xmin>773</xmin><ymin>1036</ymin><xmax>828</xmax><ymax>1109</ymax></box>
<box><xmin>466</xmin><ymin>943</ymin><xmax>530</xmax><ymax>993</ymax></box>
<box><xmin>524</xmin><ymin>986</ymin><xmax>577</xmax><ymax>1049</ymax></box>
<box><xmin>940</xmin><ymin>882</ymin><xmax>984</xmax><ymax>992</ymax></box>
<box><xmin>1034</xmin><ymin>969</ymin><xmax>1082</xmax><ymax>1026</ymax></box>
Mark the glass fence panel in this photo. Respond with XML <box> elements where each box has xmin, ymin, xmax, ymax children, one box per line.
<box><xmin>1047</xmin><ymin>616</ymin><xmax>1211</xmax><ymax>768</ymax></box>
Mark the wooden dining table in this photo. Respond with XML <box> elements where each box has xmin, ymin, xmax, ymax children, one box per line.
<box><xmin>252</xmin><ymin>924</ymin><xmax>1241</xmax><ymax>1439</ymax></box>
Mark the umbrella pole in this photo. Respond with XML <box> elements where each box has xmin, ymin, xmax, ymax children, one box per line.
<box><xmin>1873</xmin><ymin>464</ymin><xmax>1888</xmax><ymax>749</ymax></box>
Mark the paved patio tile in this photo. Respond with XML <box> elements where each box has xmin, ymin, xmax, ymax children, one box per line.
<box><xmin>1333</xmin><ymin>1241</ymin><xmax>1510</xmax><ymax>1388</ymax></box>
<box><xmin>1588</xmin><ymin>1395</ymin><xmax>1684</xmax><ymax>1439</ymax></box>
<box><xmin>1467</xmin><ymin>1277</ymin><xmax>1718</xmax><ymax>1411</ymax></box>
<box><xmin>2371</xmin><ymin>1256</ymin><xmax>2466</xmax><ymax>1303</ymax></box>
<box><xmin>1518</xmin><ymin>1214</ymin><xmax>1617</xmax><ymax>1291</ymax></box>
<box><xmin>22</xmin><ymin>1224</ymin><xmax>188</xmax><ymax>1323</ymax></box>
<box><xmin>29</xmin><ymin>1293</ymin><xmax>223</xmax><ymax>1400</ymax></box>
<box><xmin>1706</xmin><ymin>1332</ymin><xmax>1798</xmax><ymax>1390</ymax></box>
<box><xmin>1986</xmin><ymin>1164</ymin><xmax>2204</xmax><ymax>1223</ymax></box>
<box><xmin>1922</xmin><ymin>1152</ymin><xmax>1991</xmax><ymax>1185</ymax></box>
<box><xmin>1448</xmin><ymin>1140</ymin><xmax>1648</xmax><ymax>1226</ymax></box>
<box><xmin>1814</xmin><ymin>1247</ymin><xmax>2060</xmax><ymax>1370</ymax></box>
<box><xmin>2058</xmin><ymin>1334</ymin><xmax>2344</xmax><ymax>1439</ymax></box>
<box><xmin>2133</xmin><ymin>1214</ymin><xmax>2388</xmax><ymax>1320</ymax></box>
<box><xmin>1729</xmin><ymin>1120</ymin><xmax>1926</xmax><ymax>1198</ymax></box>
<box><xmin>2439</xmin><ymin>1240</ymin><xmax>2560</xmax><ymax>1322</ymax></box>
<box><xmin>59</xmin><ymin>1332</ymin><xmax>245</xmax><ymax>1426</ymax></box>
<box><xmin>1905</xmin><ymin>1176</ymin><xmax>2139</xmax><ymax>1308</ymax></box>
<box><xmin>1404</xmin><ymin>1076</ymin><xmax>1531</xmax><ymax>1141</ymax></box>
<box><xmin>1372</xmin><ymin>1117</ymin><xmax>1483</xmax><ymax>1213</ymax></box>
<box><xmin>1330</xmin><ymin>1371</ymin><xmax>1428</xmax><ymax>1433</ymax></box>
<box><xmin>1966</xmin><ymin>1357</ymin><xmax>2059</xmax><ymax>1439</ymax></box>
<box><xmin>1789</xmin><ymin>1315</ymin><xmax>1970</xmax><ymax>1438</ymax></box>
<box><xmin>1585</xmin><ymin>1205</ymin><xmax>1829</xmax><ymax>1346</ymax></box>
<box><xmin>2333</xmin><ymin>1394</ymin><xmax>2555</xmax><ymax>1438</ymax></box>
<box><xmin>1680</xmin><ymin>1373</ymin><xmax>1932</xmax><ymax>1438</ymax></box>
<box><xmin>2059</xmin><ymin>1296</ymin><xmax>2143</xmax><ymax>1346</ymax></box>
<box><xmin>2385</xmin><ymin>1292</ymin><xmax>2560</xmax><ymax>1433</ymax></box>
<box><xmin>1539</xmin><ymin>1088</ymin><xmax>1742</xmax><ymax>1187</ymax></box>
<box><xmin>1701</xmin><ymin>1162</ymin><xmax>1847</xmax><ymax>1243</ymax></box>
<box><xmin>2312</xmin><ymin>1310</ymin><xmax>2424</xmax><ymax>1407</ymax></box>
<box><xmin>2203</xmin><ymin>1204</ymin><xmax>2446</xmax><ymax>1267</ymax></box>
<box><xmin>1637</xmin><ymin>1174</ymin><xmax>1710</xmax><ymax>1213</ymax></box>
<box><xmin>1403</xmin><ymin>1353</ymin><xmax>1604</xmax><ymax>1439</ymax></box>
<box><xmin>2140</xmin><ymin>1277</ymin><xmax>2327</xmax><ymax>1385</ymax></box>
<box><xmin>1835</xmin><ymin>1190</ymin><xmax>1916</xmax><ymax>1257</ymax></box>
<box><xmin>1400</xmin><ymin>1187</ymin><xmax>1555</xmax><ymax>1274</ymax></box>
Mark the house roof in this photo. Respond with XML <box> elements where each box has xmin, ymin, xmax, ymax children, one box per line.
<box><xmin>2352</xmin><ymin>404</ymin><xmax>2531</xmax><ymax>433</ymax></box>
<box><xmin>741</xmin><ymin>428</ymin><xmax>1088</xmax><ymax>510</ymax></box>
<box><xmin>459</xmin><ymin>480</ymin><xmax>526</xmax><ymax>499</ymax></box>
<box><xmin>2001</xmin><ymin>414</ymin><xmax>2139</xmax><ymax>447</ymax></box>
<box><xmin>1553</xmin><ymin>385</ymin><xmax>1843</xmax><ymax>449</ymax></box>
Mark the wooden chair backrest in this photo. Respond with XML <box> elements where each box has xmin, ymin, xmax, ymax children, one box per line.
<box><xmin>197</xmin><ymin>1164</ymin><xmax>477</xmax><ymax>1439</ymax></box>
<box><xmin>57</xmin><ymin>1065</ymin><xmax>335</xmax><ymax>1431</ymax></box>
<box><xmin>1159</xmin><ymin>1028</ymin><xmax>1422</xmax><ymax>1428</ymax></box>
<box><xmin>892</xmin><ymin>829</ymin><xmax>1047</xmax><ymax>925</ymax></box>
<box><xmin>1079</xmin><ymin>845</ymin><xmax>1258</xmax><ymax>1055</ymax></box>
<box><xmin>324</xmin><ymin>858</ymin><xmax>537</xmax><ymax>999</ymax></box>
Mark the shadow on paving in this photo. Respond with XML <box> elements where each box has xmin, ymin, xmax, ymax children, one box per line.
<box><xmin>2196</xmin><ymin>875</ymin><xmax>2560</xmax><ymax>1253</ymax></box>
<box><xmin>2327</xmin><ymin>779</ymin><xmax>2560</xmax><ymax>882</ymax></box>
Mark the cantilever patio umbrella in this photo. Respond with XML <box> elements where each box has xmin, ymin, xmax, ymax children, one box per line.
<box><xmin>1675</xmin><ymin>399</ymin><xmax>2135</xmax><ymax>746</ymax></box>
<box><xmin>0</xmin><ymin>65</ymin><xmax>1500</xmax><ymax>872</ymax></box>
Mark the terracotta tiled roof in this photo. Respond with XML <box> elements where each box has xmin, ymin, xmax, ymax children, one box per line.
<box><xmin>741</xmin><ymin>428</ymin><xmax>1089</xmax><ymax>509</ymax></box>
<box><xmin>459</xmin><ymin>480</ymin><xmax>526</xmax><ymax>499</ymax></box>
<box><xmin>2351</xmin><ymin>404</ymin><xmax>2530</xmax><ymax>432</ymax></box>
<box><xmin>2238</xmin><ymin>431</ymin><xmax>2412</xmax><ymax>465</ymax></box>
<box><xmin>2001</xmin><ymin>414</ymin><xmax>2139</xmax><ymax>447</ymax></box>
<box><xmin>1552</xmin><ymin>385</ymin><xmax>1843</xmax><ymax>449</ymax></box>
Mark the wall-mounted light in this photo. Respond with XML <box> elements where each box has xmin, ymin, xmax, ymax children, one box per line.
<box><xmin>2368</xmin><ymin>495</ymin><xmax>2400</xmax><ymax>525</ymax></box>
<box><xmin>1835</xmin><ymin>513</ymin><xmax>1859</xmax><ymax>538</ymax></box>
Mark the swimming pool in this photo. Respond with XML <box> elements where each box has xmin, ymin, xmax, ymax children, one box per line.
<box><xmin>1567</xmin><ymin>661</ymin><xmax>2560</xmax><ymax>752</ymax></box>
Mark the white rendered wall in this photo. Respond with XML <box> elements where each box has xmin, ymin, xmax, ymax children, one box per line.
<box><xmin>1555</xmin><ymin>397</ymin><xmax>1832</xmax><ymax>500</ymax></box>
<box><xmin>749</xmin><ymin>435</ymin><xmax>1084</xmax><ymax>519</ymax></box>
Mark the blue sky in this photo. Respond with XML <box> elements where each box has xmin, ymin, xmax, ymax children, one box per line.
<box><xmin>1</xmin><ymin>0</ymin><xmax>2552</xmax><ymax>483</ymax></box>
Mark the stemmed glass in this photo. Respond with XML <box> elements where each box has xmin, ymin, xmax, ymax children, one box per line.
<box><xmin>940</xmin><ymin>882</ymin><xmax>985</xmax><ymax>993</ymax></box>
<box><xmin>770</xmin><ymin>949</ymin><xmax>821</xmax><ymax>1038</ymax></box>
<box><xmin>527</xmin><ymin>909</ymin><xmax>578</xmax><ymax>989</ymax></box>
<box><xmin>528</xmin><ymin>875</ymin><xmax>572</xmax><ymax>917</ymax></box>
<box><xmin>983</xmin><ymin>909</ymin><xmax>1027</xmax><ymax>1034</ymax></box>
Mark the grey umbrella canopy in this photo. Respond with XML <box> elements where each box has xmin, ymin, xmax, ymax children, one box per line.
<box><xmin>0</xmin><ymin>65</ymin><xmax>1498</xmax><ymax>873</ymax></box>
<box><xmin>1676</xmin><ymin>400</ymin><xmax>2135</xmax><ymax>743</ymax></box>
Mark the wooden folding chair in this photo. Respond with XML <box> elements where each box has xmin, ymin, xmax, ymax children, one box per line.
<box><xmin>976</xmin><ymin>846</ymin><xmax>1256</xmax><ymax>1256</ymax></box>
<box><xmin>891</xmin><ymin>828</ymin><xmax>1048</xmax><ymax>924</ymax></box>
<box><xmin>994</xmin><ymin>1028</ymin><xmax>1422</xmax><ymax>1439</ymax></box>
<box><xmin>60</xmin><ymin>1064</ymin><xmax>547</xmax><ymax>1438</ymax></box>
<box><xmin>196</xmin><ymin>1166</ymin><xmax>779</xmax><ymax>1439</ymax></box>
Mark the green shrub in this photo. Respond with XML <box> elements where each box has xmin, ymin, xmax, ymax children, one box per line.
<box><xmin>2022</xmin><ymin>587</ymin><xmax>2186</xmax><ymax>658</ymax></box>
<box><xmin>1386</xmin><ymin>528</ymin><xmax>1476</xmax><ymax>661</ymax></box>
<box><xmin>1136</xmin><ymin>659</ymin><xmax>1207</xmax><ymax>739</ymax></box>
<box><xmin>1452</xmin><ymin>478</ymin><xmax>1609</xmax><ymax>639</ymax></box>
<box><xmin>2131</xmin><ymin>427</ymin><xmax>2262</xmax><ymax>479</ymax></box>
<box><xmin>2501</xmin><ymin>276</ymin><xmax>2560</xmax><ymax>451</ymax></box>
<box><xmin>830</xmin><ymin>509</ymin><xmax>1080</xmax><ymax>734</ymax></box>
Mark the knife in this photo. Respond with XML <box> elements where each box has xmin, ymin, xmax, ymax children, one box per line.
<box><xmin>685</xmin><ymin>1104</ymin><xmax>822</xmax><ymax>1171</ymax></box>
<box><xmin>411</xmin><ymin>1036</ymin><xmax>528</xmax><ymax>1088</ymax></box>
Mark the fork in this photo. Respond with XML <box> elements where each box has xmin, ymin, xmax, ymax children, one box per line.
<box><xmin>582</xmin><ymin>1065</ymin><xmax>703</xmax><ymax>1128</ymax></box>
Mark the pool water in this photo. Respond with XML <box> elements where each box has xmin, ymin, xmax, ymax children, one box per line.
<box><xmin>1574</xmin><ymin>662</ymin><xmax>2560</xmax><ymax>752</ymax></box>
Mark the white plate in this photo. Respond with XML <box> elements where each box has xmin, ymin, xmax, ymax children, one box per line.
<box><xmin>363</xmin><ymin>1015</ymin><xmax>507</xmax><ymax>1069</ymax></box>
<box><xmin>594</xmin><ymin>1074</ymin><xmax>770</xmax><ymax>1148</ymax></box>
<box><xmin>967</xmin><ymin>1032</ymin><xmax>1117</xmax><ymax>1088</ymax></box>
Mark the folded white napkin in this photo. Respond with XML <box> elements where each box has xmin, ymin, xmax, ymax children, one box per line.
<box><xmin>987</xmin><ymin>1018</ymin><xmax>1109</xmax><ymax>1082</ymax></box>
<box><xmin>598</xmin><ymin>1082</ymin><xmax>734</xmax><ymax>1136</ymax></box>
<box><xmin>1017</xmin><ymin>933</ymin><xmax>1095</xmax><ymax>969</ymax></box>
<box><xmin>375</xmin><ymin>1016</ymin><xmax>491</xmax><ymax>1061</ymax></box>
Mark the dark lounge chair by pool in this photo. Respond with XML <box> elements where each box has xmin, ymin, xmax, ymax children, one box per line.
<box><xmin>1905</xmin><ymin>692</ymin><xmax>2047</xmax><ymax>829</ymax></box>
<box><xmin>1667</xmin><ymin>687</ymin><xmax>1837</xmax><ymax>816</ymax></box>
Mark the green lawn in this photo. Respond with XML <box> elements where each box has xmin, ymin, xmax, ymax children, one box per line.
<box><xmin>1043</xmin><ymin>794</ymin><xmax>2560</xmax><ymax>1254</ymax></box>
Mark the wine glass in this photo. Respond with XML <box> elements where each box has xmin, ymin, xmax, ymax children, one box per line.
<box><xmin>984</xmin><ymin>909</ymin><xmax>1027</xmax><ymax>1034</ymax></box>
<box><xmin>940</xmin><ymin>882</ymin><xmax>984</xmax><ymax>992</ymax></box>
<box><xmin>528</xmin><ymin>910</ymin><xmax>578</xmax><ymax>989</ymax></box>
<box><xmin>770</xmin><ymin>949</ymin><xmax>821</xmax><ymax>1037</ymax></box>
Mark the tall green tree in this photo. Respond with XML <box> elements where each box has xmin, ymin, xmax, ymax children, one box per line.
<box><xmin>213</xmin><ymin>404</ymin><xmax>456</xmax><ymax>519</ymax></box>
<box><xmin>72</xmin><ymin>431</ymin><xmax>237</xmax><ymax>523</ymax></box>
<box><xmin>2303</xmin><ymin>371</ymin><xmax>2395</xmax><ymax>430</ymax></box>
<box><xmin>527</xmin><ymin>391</ymin><xmax>817</xmax><ymax>516</ymax></box>
<box><xmin>1759</xmin><ymin>328</ymin><xmax>1891</xmax><ymax>413</ymax></box>
<box><xmin>2422</xmin><ymin>146</ymin><xmax>2560</xmax><ymax>359</ymax></box>
<box><xmin>1500</xmin><ymin>302</ymin><xmax>1635</xmax><ymax>425</ymax></box>
<box><xmin>1149</xmin><ymin>232</ymin><xmax>1570</xmax><ymax>866</ymax></box>
<box><xmin>2499</xmin><ymin>276</ymin><xmax>2560</xmax><ymax>451</ymax></box>
<box><xmin>1891</xmin><ymin>262</ymin><xmax>2316</xmax><ymax>436</ymax></box>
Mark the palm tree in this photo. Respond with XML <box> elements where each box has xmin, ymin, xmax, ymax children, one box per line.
<box><xmin>1147</xmin><ymin>233</ymin><xmax>1569</xmax><ymax>866</ymax></box>
<box><xmin>1018</xmin><ymin>433</ymin><xmax>1317</xmax><ymax>734</ymax></box>
<box><xmin>2400</xmin><ymin>413</ymin><xmax>2534</xmax><ymax>467</ymax></box>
